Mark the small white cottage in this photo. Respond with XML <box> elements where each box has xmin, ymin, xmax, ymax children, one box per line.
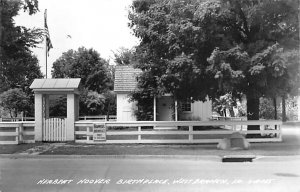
<box><xmin>114</xmin><ymin>65</ymin><xmax>212</xmax><ymax>122</ymax></box>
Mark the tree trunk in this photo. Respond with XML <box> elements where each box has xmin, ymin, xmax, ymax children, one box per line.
<box><xmin>223</xmin><ymin>109</ymin><xmax>227</xmax><ymax>117</ymax></box>
<box><xmin>273</xmin><ymin>97</ymin><xmax>277</xmax><ymax>120</ymax></box>
<box><xmin>229</xmin><ymin>107</ymin><xmax>235</xmax><ymax>117</ymax></box>
<box><xmin>282</xmin><ymin>95</ymin><xmax>287</xmax><ymax>122</ymax></box>
<box><xmin>106</xmin><ymin>101</ymin><xmax>110</xmax><ymax>121</ymax></box>
<box><xmin>246</xmin><ymin>93</ymin><xmax>260</xmax><ymax>138</ymax></box>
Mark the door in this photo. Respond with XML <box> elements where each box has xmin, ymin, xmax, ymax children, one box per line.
<box><xmin>157</xmin><ymin>96</ymin><xmax>173</xmax><ymax>121</ymax></box>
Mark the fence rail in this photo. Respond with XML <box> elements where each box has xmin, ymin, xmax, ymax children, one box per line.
<box><xmin>0</xmin><ymin>117</ymin><xmax>35</xmax><ymax>122</ymax></box>
<box><xmin>78</xmin><ymin>115</ymin><xmax>117</xmax><ymax>121</ymax></box>
<box><xmin>1</xmin><ymin>115</ymin><xmax>117</xmax><ymax>122</ymax></box>
<box><xmin>0</xmin><ymin>122</ymin><xmax>35</xmax><ymax>144</ymax></box>
<box><xmin>75</xmin><ymin>120</ymin><xmax>282</xmax><ymax>144</ymax></box>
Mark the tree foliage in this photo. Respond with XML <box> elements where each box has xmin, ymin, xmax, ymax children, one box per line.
<box><xmin>213</xmin><ymin>93</ymin><xmax>236</xmax><ymax>117</ymax></box>
<box><xmin>113</xmin><ymin>47</ymin><xmax>136</xmax><ymax>66</ymax></box>
<box><xmin>52</xmin><ymin>47</ymin><xmax>112</xmax><ymax>93</ymax></box>
<box><xmin>52</xmin><ymin>47</ymin><xmax>115</xmax><ymax>116</ymax></box>
<box><xmin>129</xmin><ymin>0</ymin><xmax>299</xmax><ymax>123</ymax></box>
<box><xmin>0</xmin><ymin>88</ymin><xmax>30</xmax><ymax>117</ymax></box>
<box><xmin>0</xmin><ymin>0</ymin><xmax>43</xmax><ymax>93</ymax></box>
<box><xmin>0</xmin><ymin>0</ymin><xmax>43</xmax><ymax>117</ymax></box>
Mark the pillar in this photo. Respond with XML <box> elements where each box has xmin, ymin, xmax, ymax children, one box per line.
<box><xmin>75</xmin><ymin>94</ymin><xmax>80</xmax><ymax>121</ymax></box>
<box><xmin>34</xmin><ymin>93</ymin><xmax>43</xmax><ymax>141</ymax></box>
<box><xmin>67</xmin><ymin>93</ymin><xmax>76</xmax><ymax>141</ymax></box>
<box><xmin>44</xmin><ymin>95</ymin><xmax>50</xmax><ymax>119</ymax></box>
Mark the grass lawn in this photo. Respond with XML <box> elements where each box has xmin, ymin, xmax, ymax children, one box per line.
<box><xmin>40</xmin><ymin>143</ymin><xmax>227</xmax><ymax>156</ymax></box>
<box><xmin>0</xmin><ymin>143</ymin><xmax>45</xmax><ymax>154</ymax></box>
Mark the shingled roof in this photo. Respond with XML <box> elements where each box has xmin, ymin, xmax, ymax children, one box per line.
<box><xmin>114</xmin><ymin>65</ymin><xmax>141</xmax><ymax>93</ymax></box>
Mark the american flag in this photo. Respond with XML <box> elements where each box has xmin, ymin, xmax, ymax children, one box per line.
<box><xmin>44</xmin><ymin>9</ymin><xmax>53</xmax><ymax>55</ymax></box>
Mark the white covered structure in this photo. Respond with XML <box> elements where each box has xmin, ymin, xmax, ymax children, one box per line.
<box><xmin>30</xmin><ymin>78</ymin><xmax>80</xmax><ymax>141</ymax></box>
<box><xmin>114</xmin><ymin>65</ymin><xmax>212</xmax><ymax>122</ymax></box>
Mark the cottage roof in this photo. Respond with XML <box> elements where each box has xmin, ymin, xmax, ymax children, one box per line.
<box><xmin>114</xmin><ymin>65</ymin><xmax>141</xmax><ymax>93</ymax></box>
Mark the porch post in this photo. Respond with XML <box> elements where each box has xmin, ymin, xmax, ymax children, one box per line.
<box><xmin>154</xmin><ymin>97</ymin><xmax>156</xmax><ymax>121</ymax></box>
<box><xmin>34</xmin><ymin>93</ymin><xmax>43</xmax><ymax>141</ymax></box>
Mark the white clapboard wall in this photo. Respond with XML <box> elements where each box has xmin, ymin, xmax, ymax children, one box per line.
<box><xmin>43</xmin><ymin>118</ymin><xmax>67</xmax><ymax>141</ymax></box>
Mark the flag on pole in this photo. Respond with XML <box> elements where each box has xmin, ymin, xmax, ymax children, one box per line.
<box><xmin>44</xmin><ymin>9</ymin><xmax>53</xmax><ymax>55</ymax></box>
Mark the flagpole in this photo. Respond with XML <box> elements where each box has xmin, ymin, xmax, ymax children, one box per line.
<box><xmin>44</xmin><ymin>9</ymin><xmax>52</xmax><ymax>78</ymax></box>
<box><xmin>45</xmin><ymin>33</ymin><xmax>48</xmax><ymax>79</ymax></box>
<box><xmin>45</xmin><ymin>9</ymin><xmax>48</xmax><ymax>78</ymax></box>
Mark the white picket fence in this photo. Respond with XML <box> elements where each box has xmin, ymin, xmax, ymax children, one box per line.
<box><xmin>75</xmin><ymin>120</ymin><xmax>282</xmax><ymax>144</ymax></box>
<box><xmin>0</xmin><ymin>122</ymin><xmax>35</xmax><ymax>144</ymax></box>
<box><xmin>43</xmin><ymin>118</ymin><xmax>67</xmax><ymax>142</ymax></box>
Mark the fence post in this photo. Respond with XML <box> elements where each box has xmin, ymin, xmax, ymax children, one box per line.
<box><xmin>188</xmin><ymin>125</ymin><xmax>193</xmax><ymax>141</ymax></box>
<box><xmin>86</xmin><ymin>126</ymin><xmax>90</xmax><ymax>142</ymax></box>
<box><xmin>15</xmin><ymin>126</ymin><xmax>19</xmax><ymax>144</ymax></box>
<box><xmin>18</xmin><ymin>123</ymin><xmax>23</xmax><ymax>144</ymax></box>
<box><xmin>278</xmin><ymin>123</ymin><xmax>282</xmax><ymax>141</ymax></box>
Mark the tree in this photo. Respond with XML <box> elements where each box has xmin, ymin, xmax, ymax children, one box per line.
<box><xmin>49</xmin><ymin>96</ymin><xmax>67</xmax><ymax>117</ymax></box>
<box><xmin>0</xmin><ymin>89</ymin><xmax>30</xmax><ymax>117</ymax></box>
<box><xmin>113</xmin><ymin>47</ymin><xmax>136</xmax><ymax>66</ymax></box>
<box><xmin>213</xmin><ymin>93</ymin><xmax>236</xmax><ymax>117</ymax></box>
<box><xmin>52</xmin><ymin>47</ymin><xmax>114</xmax><ymax>116</ymax></box>
<box><xmin>0</xmin><ymin>0</ymin><xmax>43</xmax><ymax>93</ymax></box>
<box><xmin>0</xmin><ymin>0</ymin><xmax>43</xmax><ymax>117</ymax></box>
<box><xmin>52</xmin><ymin>47</ymin><xmax>112</xmax><ymax>93</ymax></box>
<box><xmin>129</xmin><ymin>0</ymin><xmax>299</xmax><ymax>127</ymax></box>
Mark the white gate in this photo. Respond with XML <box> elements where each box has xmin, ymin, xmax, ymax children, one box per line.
<box><xmin>43</xmin><ymin>118</ymin><xmax>67</xmax><ymax>141</ymax></box>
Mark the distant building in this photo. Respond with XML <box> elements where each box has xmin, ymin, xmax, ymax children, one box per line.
<box><xmin>114</xmin><ymin>65</ymin><xmax>212</xmax><ymax>122</ymax></box>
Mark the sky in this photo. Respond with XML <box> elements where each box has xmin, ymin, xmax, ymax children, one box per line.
<box><xmin>14</xmin><ymin>0</ymin><xmax>139</xmax><ymax>78</ymax></box>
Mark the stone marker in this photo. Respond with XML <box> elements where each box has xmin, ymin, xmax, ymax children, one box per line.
<box><xmin>217</xmin><ymin>132</ymin><xmax>250</xmax><ymax>150</ymax></box>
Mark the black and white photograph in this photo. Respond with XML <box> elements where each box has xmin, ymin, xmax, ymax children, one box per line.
<box><xmin>0</xmin><ymin>0</ymin><xmax>299</xmax><ymax>191</ymax></box>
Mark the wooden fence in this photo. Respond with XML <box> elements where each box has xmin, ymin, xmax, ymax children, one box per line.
<box><xmin>0</xmin><ymin>120</ymin><xmax>283</xmax><ymax>145</ymax></box>
<box><xmin>43</xmin><ymin>118</ymin><xmax>67</xmax><ymax>142</ymax></box>
<box><xmin>0</xmin><ymin>117</ymin><xmax>35</xmax><ymax>122</ymax></box>
<box><xmin>0</xmin><ymin>122</ymin><xmax>35</xmax><ymax>144</ymax></box>
<box><xmin>75</xmin><ymin>120</ymin><xmax>282</xmax><ymax>144</ymax></box>
<box><xmin>1</xmin><ymin>115</ymin><xmax>117</xmax><ymax>122</ymax></box>
<box><xmin>78</xmin><ymin>115</ymin><xmax>117</xmax><ymax>121</ymax></box>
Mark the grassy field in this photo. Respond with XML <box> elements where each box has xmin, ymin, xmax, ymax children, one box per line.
<box><xmin>0</xmin><ymin>143</ymin><xmax>44</xmax><ymax>154</ymax></box>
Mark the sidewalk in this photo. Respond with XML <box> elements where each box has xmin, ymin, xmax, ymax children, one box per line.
<box><xmin>1</xmin><ymin>122</ymin><xmax>299</xmax><ymax>158</ymax></box>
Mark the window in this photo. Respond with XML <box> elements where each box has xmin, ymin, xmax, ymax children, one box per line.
<box><xmin>181</xmin><ymin>100</ymin><xmax>191</xmax><ymax>112</ymax></box>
